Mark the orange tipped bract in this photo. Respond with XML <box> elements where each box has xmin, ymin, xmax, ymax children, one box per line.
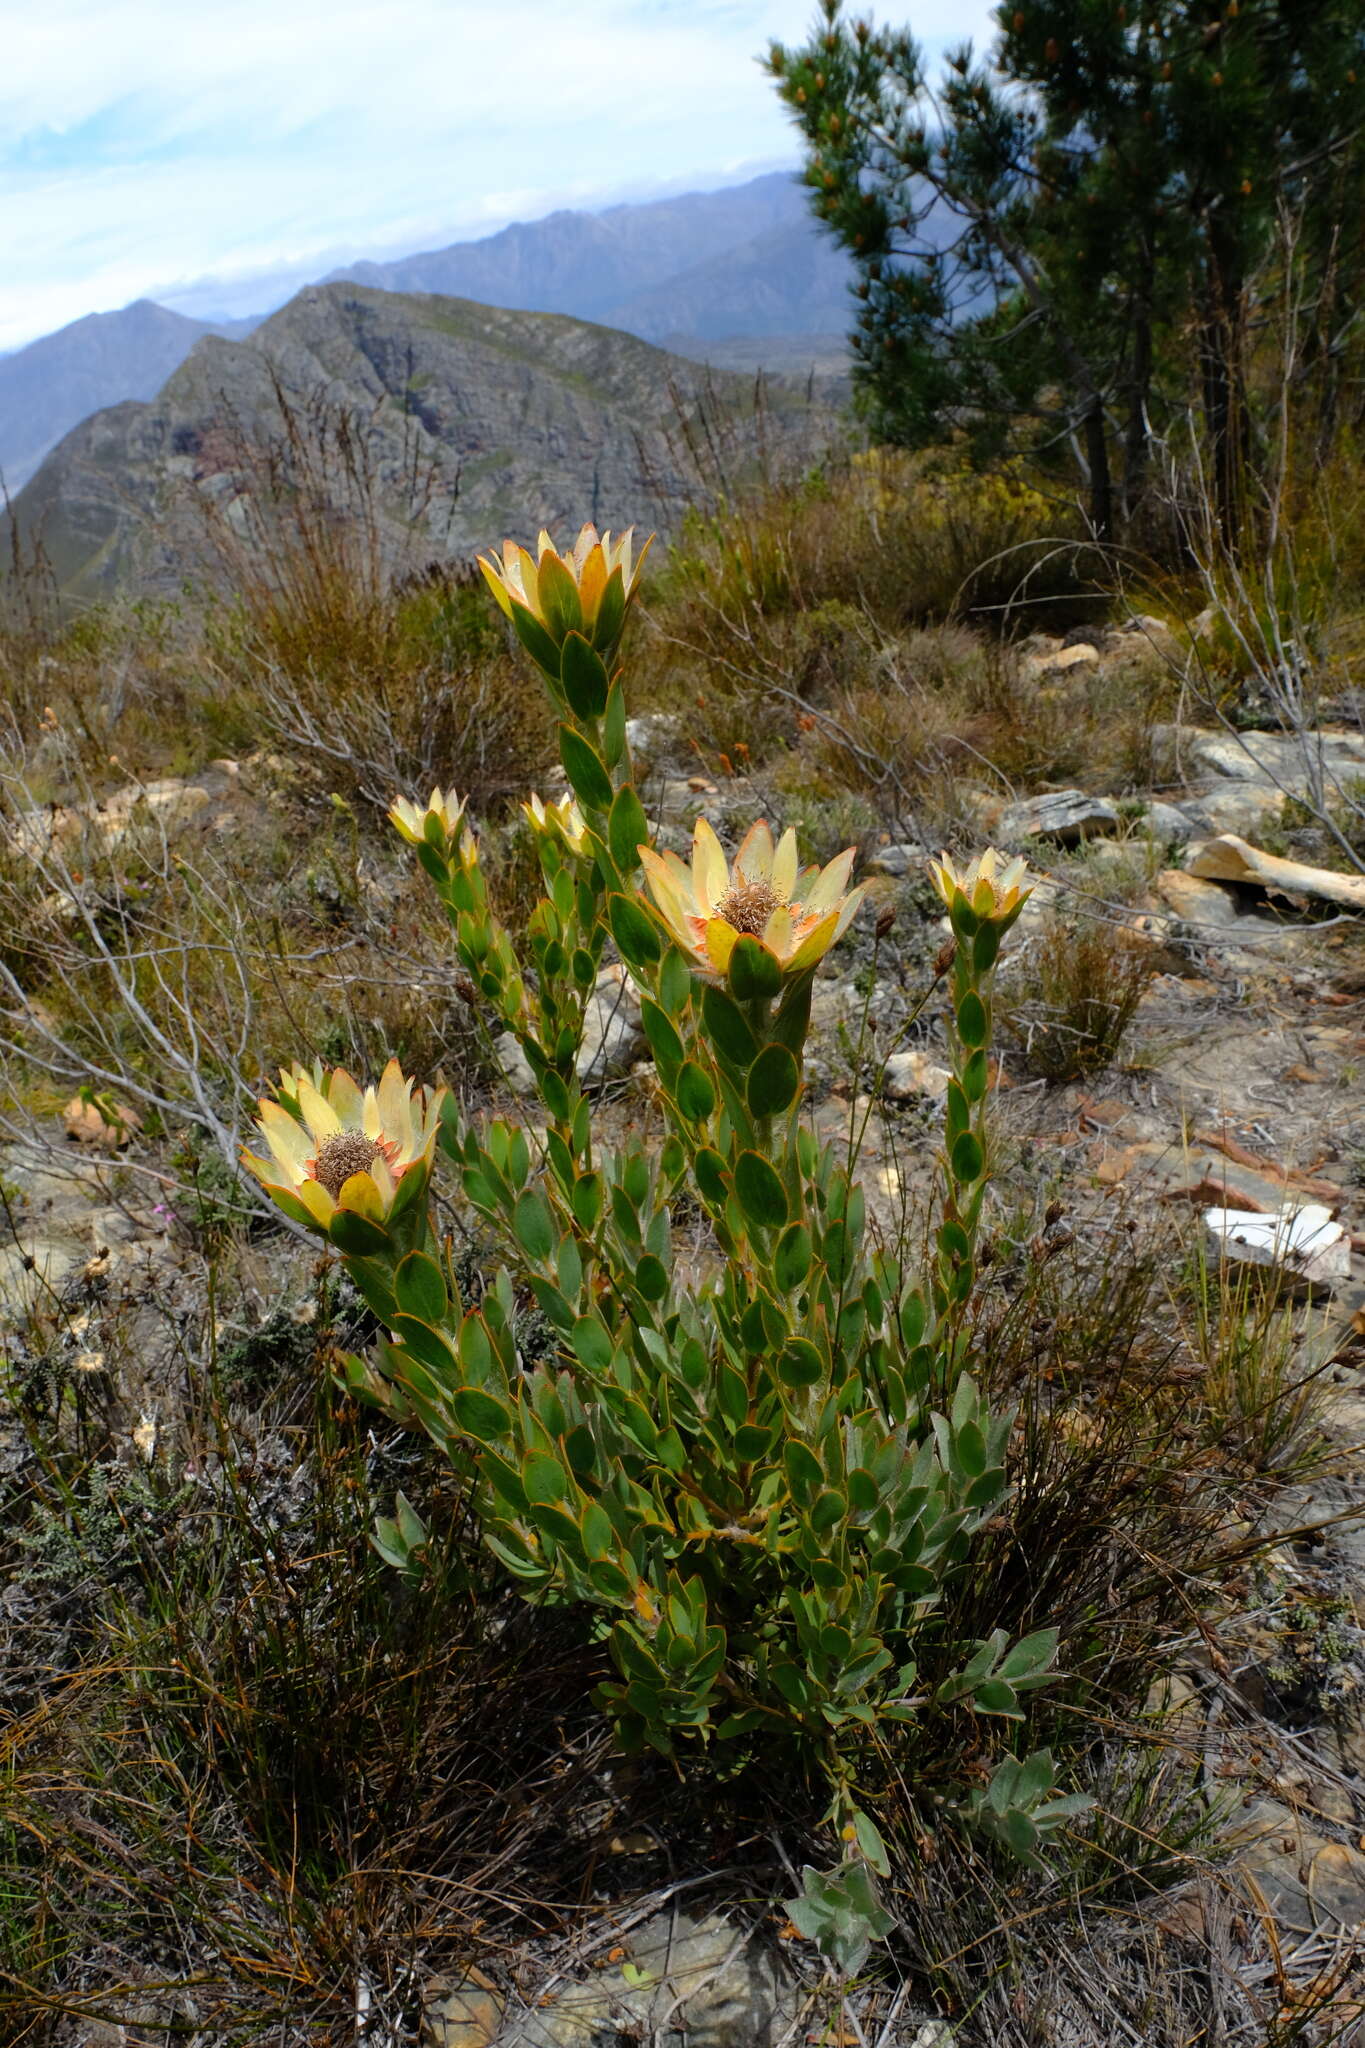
<box><xmin>639</xmin><ymin>817</ymin><xmax>865</xmax><ymax>981</ymax></box>
<box><xmin>241</xmin><ymin>1058</ymin><xmax>445</xmax><ymax>1236</ymax></box>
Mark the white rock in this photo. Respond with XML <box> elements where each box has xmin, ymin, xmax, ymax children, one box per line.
<box><xmin>883</xmin><ymin>1049</ymin><xmax>952</xmax><ymax>1102</ymax></box>
<box><xmin>1204</xmin><ymin>1203</ymin><xmax>1351</xmax><ymax>1294</ymax></box>
<box><xmin>1000</xmin><ymin>789</ymin><xmax>1120</xmax><ymax>844</ymax></box>
<box><xmin>1021</xmin><ymin>642</ymin><xmax>1100</xmax><ymax>680</ymax></box>
<box><xmin>493</xmin><ymin>1032</ymin><xmax>538</xmax><ymax>1097</ymax></box>
<box><xmin>577</xmin><ymin>965</ymin><xmax>644</xmax><ymax>1086</ymax></box>
<box><xmin>864</xmin><ymin>841</ymin><xmax>925</xmax><ymax>879</ymax></box>
<box><xmin>1139</xmin><ymin>801</ymin><xmax>1198</xmax><ymax>844</ymax></box>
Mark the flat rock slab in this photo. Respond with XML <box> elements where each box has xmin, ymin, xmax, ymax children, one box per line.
<box><xmin>491</xmin><ymin>1909</ymin><xmax>799</xmax><ymax>2048</ymax></box>
<box><xmin>999</xmin><ymin>789</ymin><xmax>1119</xmax><ymax>844</ymax></box>
<box><xmin>1155</xmin><ymin>724</ymin><xmax>1365</xmax><ymax>792</ymax></box>
<box><xmin>1204</xmin><ymin>1202</ymin><xmax>1352</xmax><ymax>1294</ymax></box>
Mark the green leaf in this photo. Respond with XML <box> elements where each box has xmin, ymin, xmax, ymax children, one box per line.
<box><xmin>999</xmin><ymin>1628</ymin><xmax>1059</xmax><ymax>1683</ymax></box>
<box><xmin>560</xmin><ymin>631</ymin><xmax>610</xmax><ymax>720</ymax></box>
<box><xmin>571</xmin><ymin>1171</ymin><xmax>603</xmax><ymax>1232</ymax></box>
<box><xmin>509</xmin><ymin>600</ymin><xmax>563</xmax><ymax>679</ymax></box>
<box><xmin>592</xmin><ymin>566</ymin><xmax>626</xmax><ymax>654</ymax></box>
<box><xmin>635</xmin><ymin>1254</ymin><xmax>669</xmax><ymax>1303</ymax></box>
<box><xmin>640</xmin><ymin>999</ymin><xmax>684</xmax><ymax>1079</ymax></box>
<box><xmin>512</xmin><ymin>1188</ymin><xmax>556</xmax><ymax>1263</ymax></box>
<box><xmin>700</xmin><ymin>985</ymin><xmax>758</xmax><ymax>1068</ymax></box>
<box><xmin>954</xmin><ymin>1418</ymin><xmax>987</xmax><ymax>1477</ymax></box>
<box><xmin>609</xmin><ymin>891</ymin><xmax>662</xmax><ymax>968</ymax></box>
<box><xmin>734</xmin><ymin>1150</ymin><xmax>789</xmax><ymax>1230</ymax></box>
<box><xmin>524</xmin><ymin>1450</ymin><xmax>569</xmax><ymax>1505</ymax></box>
<box><xmin>328</xmin><ymin>1209</ymin><xmax>392</xmax><ymax>1258</ymax></box>
<box><xmin>558</xmin><ymin>725</ymin><xmax>614</xmax><ymax>813</ymax></box>
<box><xmin>535</xmin><ymin>550</ymin><xmax>583</xmax><ymax>641</ymax></box>
<box><xmin>603</xmin><ymin>677</ymin><xmax>627</xmax><ymax>768</ymax></box>
<box><xmin>951</xmin><ymin>1130</ymin><xmax>984</xmax><ymax>1184</ymax></box>
<box><xmin>973</xmin><ymin>922</ymin><xmax>1001</xmax><ymax>973</ymax></box>
<box><xmin>676</xmin><ymin>1060</ymin><xmax>717</xmax><ymax>1123</ymax></box>
<box><xmin>899</xmin><ymin>1289</ymin><xmax>926</xmax><ymax>1346</ymax></box>
<box><xmin>847</xmin><ymin>1466</ymin><xmax>879</xmax><ymax>1511</ymax></box>
<box><xmin>608</xmin><ymin>784</ymin><xmax>650</xmax><ymax>878</ymax></box>
<box><xmin>961</xmin><ymin>1048</ymin><xmax>990</xmax><ymax>1103</ymax></box>
<box><xmin>784</xmin><ymin>1439</ymin><xmax>823</xmax><ymax>1496</ymax></box>
<box><xmin>394</xmin><ymin>1250</ymin><xmax>447</xmax><ymax>1324</ymax></box>
<box><xmin>733</xmin><ymin>1422</ymin><xmax>776</xmax><ymax>1461</ymax></box>
<box><xmin>956</xmin><ymin>989</ymin><xmax>988</xmax><ymax>1049</ymax></box>
<box><xmin>694</xmin><ymin>1148</ymin><xmax>730</xmax><ymax>1208</ymax></box>
<box><xmin>975</xmin><ymin>1680</ymin><xmax>1023</xmax><ymax>1718</ymax></box>
<box><xmin>778</xmin><ymin>1339</ymin><xmax>825</xmax><ymax>1389</ymax></box>
<box><xmin>659</xmin><ymin>948</ymin><xmax>692</xmax><ymax>1017</ymax></box>
<box><xmin>571</xmin><ymin>1315</ymin><xmax>613</xmax><ymax>1374</ymax></box>
<box><xmin>854</xmin><ymin>1811</ymin><xmax>891</xmax><ymax>1879</ymax></box>
<box><xmin>747</xmin><ymin>1042</ymin><xmax>801</xmax><ymax>1118</ymax></box>
<box><xmin>581</xmin><ymin>1501</ymin><xmax>614</xmax><ymax>1560</ymax></box>
<box><xmin>771</xmin><ymin>971</ymin><xmax>813</xmax><ymax>1057</ymax></box>
<box><xmin>774</xmin><ymin>1221</ymin><xmax>813</xmax><ymax>1291</ymax></box>
<box><xmin>727</xmin><ymin>934</ymin><xmax>783</xmax><ymax>1002</ymax></box>
<box><xmin>451</xmin><ymin>1387</ymin><xmax>514</xmax><ymax>1443</ymax></box>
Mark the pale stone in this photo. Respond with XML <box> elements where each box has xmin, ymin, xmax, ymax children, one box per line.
<box><xmin>1021</xmin><ymin>642</ymin><xmax>1100</xmax><ymax>680</ymax></box>
<box><xmin>577</xmin><ymin>965</ymin><xmax>644</xmax><ymax>1086</ymax></box>
<box><xmin>1154</xmin><ymin>870</ymin><xmax>1245</xmax><ymax>928</ymax></box>
<box><xmin>999</xmin><ymin>789</ymin><xmax>1119</xmax><ymax>844</ymax></box>
<box><xmin>1203</xmin><ymin>1202</ymin><xmax>1351</xmax><ymax>1294</ymax></box>
<box><xmin>882</xmin><ymin>1049</ymin><xmax>952</xmax><ymax>1102</ymax></box>
<box><xmin>864</xmin><ymin>841</ymin><xmax>925</xmax><ymax>878</ymax></box>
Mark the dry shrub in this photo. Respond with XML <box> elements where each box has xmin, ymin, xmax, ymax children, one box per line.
<box><xmin>644</xmin><ymin>447</ymin><xmax>1093</xmax><ymax>778</ymax></box>
<box><xmin>0</xmin><ymin>740</ymin><xmax>483</xmax><ymax>1174</ymax></box>
<box><xmin>998</xmin><ymin>910</ymin><xmax>1157</xmax><ymax>1083</ymax></box>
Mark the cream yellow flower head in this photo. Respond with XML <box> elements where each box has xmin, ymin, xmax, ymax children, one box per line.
<box><xmin>928</xmin><ymin>847</ymin><xmax>1031</xmax><ymax>925</ymax></box>
<box><xmin>523</xmin><ymin>791</ymin><xmax>590</xmax><ymax>857</ymax></box>
<box><xmin>639</xmin><ymin>817</ymin><xmax>865</xmax><ymax>982</ymax></box>
<box><xmin>478</xmin><ymin>524</ymin><xmax>653</xmax><ymax>656</ymax></box>
<box><xmin>389</xmin><ymin>787</ymin><xmax>466</xmax><ymax>849</ymax></box>
<box><xmin>241</xmin><ymin>1058</ymin><xmax>445</xmax><ymax>1237</ymax></box>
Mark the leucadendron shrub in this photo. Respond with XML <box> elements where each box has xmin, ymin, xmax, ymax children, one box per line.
<box><xmin>241</xmin><ymin>521</ymin><xmax>1085</xmax><ymax>1973</ymax></box>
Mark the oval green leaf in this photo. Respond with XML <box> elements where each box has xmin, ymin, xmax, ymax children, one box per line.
<box><xmin>734</xmin><ymin>1150</ymin><xmax>789</xmax><ymax>1230</ymax></box>
<box><xmin>558</xmin><ymin>725</ymin><xmax>614</xmax><ymax>813</ymax></box>
<box><xmin>747</xmin><ymin>1042</ymin><xmax>800</xmax><ymax>1118</ymax></box>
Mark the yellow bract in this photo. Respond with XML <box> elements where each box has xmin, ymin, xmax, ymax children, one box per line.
<box><xmin>639</xmin><ymin>817</ymin><xmax>866</xmax><ymax>981</ymax></box>
<box><xmin>388</xmin><ymin>786</ymin><xmax>466</xmax><ymax>848</ymax></box>
<box><xmin>241</xmin><ymin>1057</ymin><xmax>445</xmax><ymax>1235</ymax></box>
<box><xmin>523</xmin><ymin>791</ymin><xmax>590</xmax><ymax>857</ymax></box>
<box><xmin>928</xmin><ymin>847</ymin><xmax>1031</xmax><ymax>923</ymax></box>
<box><xmin>477</xmin><ymin>524</ymin><xmax>652</xmax><ymax>647</ymax></box>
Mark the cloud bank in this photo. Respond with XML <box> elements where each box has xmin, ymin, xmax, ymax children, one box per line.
<box><xmin>0</xmin><ymin>0</ymin><xmax>1001</xmax><ymax>349</ymax></box>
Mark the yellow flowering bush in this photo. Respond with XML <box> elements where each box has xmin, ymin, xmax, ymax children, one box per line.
<box><xmin>241</xmin><ymin>519</ymin><xmax>1078</xmax><ymax>1974</ymax></box>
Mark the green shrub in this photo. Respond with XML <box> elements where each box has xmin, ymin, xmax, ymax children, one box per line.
<box><xmin>240</xmin><ymin>529</ymin><xmax>1085</xmax><ymax>1970</ymax></box>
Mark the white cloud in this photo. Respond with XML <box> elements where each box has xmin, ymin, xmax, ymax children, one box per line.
<box><xmin>0</xmin><ymin>0</ymin><xmax>1000</xmax><ymax>349</ymax></box>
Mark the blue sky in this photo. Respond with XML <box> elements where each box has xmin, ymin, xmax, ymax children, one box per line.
<box><xmin>0</xmin><ymin>0</ymin><xmax>999</xmax><ymax>350</ymax></box>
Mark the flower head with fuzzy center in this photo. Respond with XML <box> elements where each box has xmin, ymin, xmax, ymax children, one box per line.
<box><xmin>928</xmin><ymin>848</ymin><xmax>1031</xmax><ymax>926</ymax></box>
<box><xmin>523</xmin><ymin>791</ymin><xmax>590</xmax><ymax>857</ymax></box>
<box><xmin>241</xmin><ymin>1058</ymin><xmax>445</xmax><ymax>1237</ymax></box>
<box><xmin>478</xmin><ymin>524</ymin><xmax>652</xmax><ymax>658</ymax></box>
<box><xmin>389</xmin><ymin>787</ymin><xmax>466</xmax><ymax>850</ymax></box>
<box><xmin>639</xmin><ymin>818</ymin><xmax>866</xmax><ymax>982</ymax></box>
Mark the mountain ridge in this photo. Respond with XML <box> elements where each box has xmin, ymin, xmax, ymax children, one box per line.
<box><xmin>4</xmin><ymin>282</ymin><xmax>839</xmax><ymax>604</ymax></box>
<box><xmin>2</xmin><ymin>174</ymin><xmax>851</xmax><ymax>496</ymax></box>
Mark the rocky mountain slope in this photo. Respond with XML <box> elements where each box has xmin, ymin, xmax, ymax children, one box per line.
<box><xmin>0</xmin><ymin>300</ymin><xmax>257</xmax><ymax>496</ymax></box>
<box><xmin>2</xmin><ymin>283</ymin><xmax>836</xmax><ymax>603</ymax></box>
<box><xmin>3</xmin><ymin>176</ymin><xmax>850</xmax><ymax>502</ymax></box>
